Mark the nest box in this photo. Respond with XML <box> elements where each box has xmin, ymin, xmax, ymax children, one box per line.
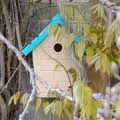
<box><xmin>22</xmin><ymin>13</ymin><xmax>80</xmax><ymax>97</ymax></box>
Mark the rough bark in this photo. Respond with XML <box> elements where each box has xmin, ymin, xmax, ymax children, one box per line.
<box><xmin>0</xmin><ymin>43</ymin><xmax>5</xmax><ymax>88</ymax></box>
<box><xmin>0</xmin><ymin>95</ymin><xmax>7</xmax><ymax>120</ymax></box>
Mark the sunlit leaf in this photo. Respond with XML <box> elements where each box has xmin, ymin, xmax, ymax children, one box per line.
<box><xmin>62</xmin><ymin>5</ymin><xmax>79</xmax><ymax>21</ymax></box>
<box><xmin>90</xmin><ymin>33</ymin><xmax>98</xmax><ymax>44</ymax></box>
<box><xmin>13</xmin><ymin>91</ymin><xmax>21</xmax><ymax>105</ymax></box>
<box><xmin>49</xmin><ymin>24</ymin><xmax>59</xmax><ymax>36</ymax></box>
<box><xmin>57</xmin><ymin>27</ymin><xmax>65</xmax><ymax>41</ymax></box>
<box><xmin>73</xmin><ymin>81</ymin><xmax>100</xmax><ymax>120</ymax></box>
<box><xmin>108</xmin><ymin>19</ymin><xmax>120</xmax><ymax>38</ymax></box>
<box><xmin>95</xmin><ymin>53</ymin><xmax>111</xmax><ymax>75</ymax></box>
<box><xmin>91</xmin><ymin>3</ymin><xmax>106</xmax><ymax>21</ymax></box>
<box><xmin>75</xmin><ymin>40</ymin><xmax>86</xmax><ymax>59</ymax></box>
<box><xmin>35</xmin><ymin>98</ymin><xmax>41</xmax><ymax>111</ymax></box>
<box><xmin>44</xmin><ymin>102</ymin><xmax>54</xmax><ymax>115</ymax></box>
<box><xmin>68</xmin><ymin>68</ymin><xmax>77</xmax><ymax>82</ymax></box>
<box><xmin>83</xmin><ymin>24</ymin><xmax>90</xmax><ymax>36</ymax></box>
<box><xmin>101</xmin><ymin>53</ymin><xmax>111</xmax><ymax>75</ymax></box>
<box><xmin>87</xmin><ymin>46</ymin><xmax>94</xmax><ymax>63</ymax></box>
<box><xmin>43</xmin><ymin>101</ymin><xmax>49</xmax><ymax>109</ymax></box>
<box><xmin>52</xmin><ymin>101</ymin><xmax>63</xmax><ymax>118</ymax></box>
<box><xmin>95</xmin><ymin>54</ymin><xmax>102</xmax><ymax>71</ymax></box>
<box><xmin>20</xmin><ymin>93</ymin><xmax>29</xmax><ymax>106</ymax></box>
<box><xmin>114</xmin><ymin>100</ymin><xmax>120</xmax><ymax>111</ymax></box>
<box><xmin>8</xmin><ymin>96</ymin><xmax>14</xmax><ymax>106</ymax></box>
<box><xmin>65</xmin><ymin>33</ymin><xmax>75</xmax><ymax>47</ymax></box>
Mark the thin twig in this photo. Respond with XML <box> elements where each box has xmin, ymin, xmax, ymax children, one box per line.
<box><xmin>42</xmin><ymin>48</ymin><xmax>72</xmax><ymax>87</ymax></box>
<box><xmin>0</xmin><ymin>33</ymin><xmax>36</xmax><ymax>120</ymax></box>
<box><xmin>0</xmin><ymin>64</ymin><xmax>20</xmax><ymax>95</ymax></box>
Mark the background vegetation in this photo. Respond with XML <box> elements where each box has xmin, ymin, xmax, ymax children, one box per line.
<box><xmin>0</xmin><ymin>0</ymin><xmax>120</xmax><ymax>120</ymax></box>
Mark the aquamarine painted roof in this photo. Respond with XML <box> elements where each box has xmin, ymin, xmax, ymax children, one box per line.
<box><xmin>22</xmin><ymin>13</ymin><xmax>80</xmax><ymax>56</ymax></box>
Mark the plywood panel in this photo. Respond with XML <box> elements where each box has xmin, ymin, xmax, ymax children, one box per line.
<box><xmin>32</xmin><ymin>35</ymin><xmax>79</xmax><ymax>97</ymax></box>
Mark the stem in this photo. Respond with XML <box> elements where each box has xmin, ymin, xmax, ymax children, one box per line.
<box><xmin>0</xmin><ymin>65</ymin><xmax>20</xmax><ymax>95</ymax></box>
<box><xmin>41</xmin><ymin>48</ymin><xmax>72</xmax><ymax>87</ymax></box>
<box><xmin>0</xmin><ymin>43</ymin><xmax>5</xmax><ymax>88</ymax></box>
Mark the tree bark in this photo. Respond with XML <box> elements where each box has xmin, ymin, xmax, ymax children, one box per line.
<box><xmin>0</xmin><ymin>43</ymin><xmax>5</xmax><ymax>88</ymax></box>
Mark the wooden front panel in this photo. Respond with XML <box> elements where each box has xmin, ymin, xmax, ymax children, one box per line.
<box><xmin>32</xmin><ymin>36</ymin><xmax>79</xmax><ymax>97</ymax></box>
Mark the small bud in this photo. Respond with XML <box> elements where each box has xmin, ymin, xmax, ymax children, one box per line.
<box><xmin>104</xmin><ymin>108</ymin><xmax>110</xmax><ymax>118</ymax></box>
<box><xmin>92</xmin><ymin>93</ymin><xmax>102</xmax><ymax>101</ymax></box>
<box><xmin>116</xmin><ymin>36</ymin><xmax>120</xmax><ymax>49</ymax></box>
<box><xmin>116</xmin><ymin>11</ymin><xmax>120</xmax><ymax>23</ymax></box>
<box><xmin>97</xmin><ymin>108</ymin><xmax>104</xmax><ymax>118</ymax></box>
<box><xmin>105</xmin><ymin>94</ymin><xmax>112</xmax><ymax>100</ymax></box>
<box><xmin>115</xmin><ymin>112</ymin><xmax>120</xmax><ymax>119</ymax></box>
<box><xmin>103</xmin><ymin>101</ymin><xmax>110</xmax><ymax>109</ymax></box>
<box><xmin>111</xmin><ymin>94</ymin><xmax>118</xmax><ymax>101</ymax></box>
<box><xmin>106</xmin><ymin>87</ymin><xmax>111</xmax><ymax>94</ymax></box>
<box><xmin>111</xmin><ymin>87</ymin><xmax>117</xmax><ymax>94</ymax></box>
<box><xmin>118</xmin><ymin>58</ymin><xmax>120</xmax><ymax>67</ymax></box>
<box><xmin>111</xmin><ymin>62</ymin><xmax>119</xmax><ymax>74</ymax></box>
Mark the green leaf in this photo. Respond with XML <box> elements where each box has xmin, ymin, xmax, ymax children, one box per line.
<box><xmin>43</xmin><ymin>101</ymin><xmax>49</xmax><ymax>109</ymax></box>
<box><xmin>92</xmin><ymin>3</ymin><xmax>106</xmax><ymax>21</ymax></box>
<box><xmin>49</xmin><ymin>24</ymin><xmax>59</xmax><ymax>36</ymax></box>
<box><xmin>64</xmin><ymin>108</ymin><xmax>72</xmax><ymax>120</ymax></box>
<box><xmin>75</xmin><ymin>40</ymin><xmax>86</xmax><ymax>59</ymax></box>
<box><xmin>54</xmin><ymin>64</ymin><xmax>62</xmax><ymax>70</ymax></box>
<box><xmin>8</xmin><ymin>96</ymin><xmax>14</xmax><ymax>106</ymax></box>
<box><xmin>95</xmin><ymin>53</ymin><xmax>111</xmax><ymax>75</ymax></box>
<box><xmin>53</xmin><ymin>101</ymin><xmax>63</xmax><ymax>118</ymax></box>
<box><xmin>68</xmin><ymin>68</ymin><xmax>77</xmax><ymax>82</ymax></box>
<box><xmin>13</xmin><ymin>91</ymin><xmax>21</xmax><ymax>105</ymax></box>
<box><xmin>73</xmin><ymin>81</ymin><xmax>84</xmax><ymax>106</ymax></box>
<box><xmin>83</xmin><ymin>24</ymin><xmax>90</xmax><ymax>36</ymax></box>
<box><xmin>20</xmin><ymin>93</ymin><xmax>29</xmax><ymax>106</ymax></box>
<box><xmin>63</xmin><ymin>100</ymin><xmax>72</xmax><ymax>120</ymax></box>
<box><xmin>101</xmin><ymin>53</ymin><xmax>111</xmax><ymax>75</ymax></box>
<box><xmin>63</xmin><ymin>5</ymin><xmax>78</xmax><ymax>21</ymax></box>
<box><xmin>73</xmin><ymin>81</ymin><xmax>100</xmax><ymax>120</ymax></box>
<box><xmin>57</xmin><ymin>27</ymin><xmax>65</xmax><ymax>42</ymax></box>
<box><xmin>35</xmin><ymin>98</ymin><xmax>41</xmax><ymax>111</ymax></box>
<box><xmin>114</xmin><ymin>100</ymin><xmax>120</xmax><ymax>111</ymax></box>
<box><xmin>66</xmin><ymin>33</ymin><xmax>75</xmax><ymax>46</ymax></box>
<box><xmin>9</xmin><ymin>92</ymin><xmax>21</xmax><ymax>105</ymax></box>
<box><xmin>108</xmin><ymin>19</ymin><xmax>120</xmax><ymax>38</ymax></box>
<box><xmin>90</xmin><ymin>33</ymin><xmax>98</xmax><ymax>44</ymax></box>
<box><xmin>86</xmin><ymin>46</ymin><xmax>94</xmax><ymax>63</ymax></box>
<box><xmin>95</xmin><ymin>54</ymin><xmax>102</xmax><ymax>71</ymax></box>
<box><xmin>44</xmin><ymin>102</ymin><xmax>54</xmax><ymax>115</ymax></box>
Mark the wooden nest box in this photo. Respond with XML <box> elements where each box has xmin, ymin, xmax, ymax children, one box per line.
<box><xmin>22</xmin><ymin>13</ymin><xmax>81</xmax><ymax>97</ymax></box>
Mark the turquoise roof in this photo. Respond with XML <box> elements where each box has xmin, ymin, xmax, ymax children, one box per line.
<box><xmin>22</xmin><ymin>13</ymin><xmax>81</xmax><ymax>56</ymax></box>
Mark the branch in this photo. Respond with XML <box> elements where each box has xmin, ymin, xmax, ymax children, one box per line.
<box><xmin>0</xmin><ymin>43</ymin><xmax>5</xmax><ymax>88</ymax></box>
<box><xmin>0</xmin><ymin>95</ymin><xmax>7</xmax><ymax>120</ymax></box>
<box><xmin>69</xmin><ymin>44</ymin><xmax>88</xmax><ymax>82</ymax></box>
<box><xmin>0</xmin><ymin>64</ymin><xmax>20</xmax><ymax>95</ymax></box>
<box><xmin>0</xmin><ymin>33</ymin><xmax>36</xmax><ymax>120</ymax></box>
<box><xmin>0</xmin><ymin>33</ymin><xmax>74</xmax><ymax>120</ymax></box>
<box><xmin>100</xmin><ymin>0</ymin><xmax>120</xmax><ymax>13</ymax></box>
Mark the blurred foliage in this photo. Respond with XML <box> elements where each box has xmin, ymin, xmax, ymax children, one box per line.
<box><xmin>46</xmin><ymin>1</ymin><xmax>120</xmax><ymax>119</ymax></box>
<box><xmin>7</xmin><ymin>0</ymin><xmax>120</xmax><ymax>120</ymax></box>
<box><xmin>73</xmin><ymin>81</ymin><xmax>101</xmax><ymax>120</ymax></box>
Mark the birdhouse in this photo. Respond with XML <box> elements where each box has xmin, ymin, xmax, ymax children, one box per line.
<box><xmin>22</xmin><ymin>13</ymin><xmax>80</xmax><ymax>97</ymax></box>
